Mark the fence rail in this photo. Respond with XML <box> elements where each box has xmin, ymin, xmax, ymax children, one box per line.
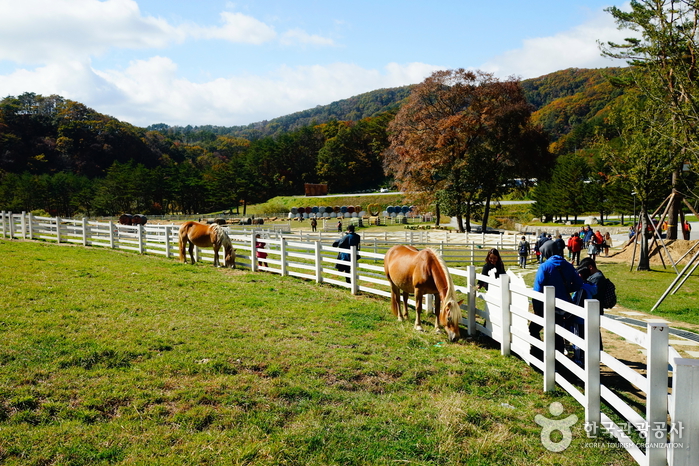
<box><xmin>2</xmin><ymin>211</ymin><xmax>697</xmax><ymax>466</ymax></box>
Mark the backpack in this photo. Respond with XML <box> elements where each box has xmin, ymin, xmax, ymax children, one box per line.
<box><xmin>519</xmin><ymin>241</ymin><xmax>528</xmax><ymax>255</ymax></box>
<box><xmin>596</xmin><ymin>277</ymin><xmax>617</xmax><ymax>310</ymax></box>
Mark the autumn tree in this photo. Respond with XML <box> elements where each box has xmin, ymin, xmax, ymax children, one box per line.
<box><xmin>385</xmin><ymin>69</ymin><xmax>551</xmax><ymax>232</ymax></box>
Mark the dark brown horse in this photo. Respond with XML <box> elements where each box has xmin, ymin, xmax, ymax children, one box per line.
<box><xmin>384</xmin><ymin>245</ymin><xmax>462</xmax><ymax>342</ymax></box>
<box><xmin>178</xmin><ymin>221</ymin><xmax>235</xmax><ymax>268</ymax></box>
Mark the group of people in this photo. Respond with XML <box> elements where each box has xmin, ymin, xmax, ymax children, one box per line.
<box><xmin>483</xmin><ymin>233</ymin><xmax>613</xmax><ymax>368</ymax></box>
<box><xmin>521</xmin><ymin>226</ymin><xmax>613</xmax><ymax>269</ymax></box>
<box><xmin>530</xmin><ymin>245</ymin><xmax>610</xmax><ymax>367</ymax></box>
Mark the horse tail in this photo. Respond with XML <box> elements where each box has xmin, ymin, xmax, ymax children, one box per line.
<box><xmin>178</xmin><ymin>223</ymin><xmax>189</xmax><ymax>262</ymax></box>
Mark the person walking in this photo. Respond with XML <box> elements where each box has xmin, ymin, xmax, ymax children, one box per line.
<box><xmin>568</xmin><ymin>233</ymin><xmax>583</xmax><ymax>266</ymax></box>
<box><xmin>517</xmin><ymin>236</ymin><xmax>530</xmax><ymax>268</ymax></box>
<box><xmin>337</xmin><ymin>219</ymin><xmax>342</xmax><ymax>233</ymax></box>
<box><xmin>588</xmin><ymin>230</ymin><xmax>602</xmax><ymax>261</ymax></box>
<box><xmin>603</xmin><ymin>232</ymin><xmax>612</xmax><ymax>256</ymax></box>
<box><xmin>310</xmin><ymin>217</ymin><xmax>317</xmax><ymax>232</ymax></box>
<box><xmin>535</xmin><ymin>232</ymin><xmax>550</xmax><ymax>264</ymax></box>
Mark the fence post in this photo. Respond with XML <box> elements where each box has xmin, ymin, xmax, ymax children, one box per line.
<box><xmin>109</xmin><ymin>221</ymin><xmax>116</xmax><ymax>249</ymax></box>
<box><xmin>20</xmin><ymin>211</ymin><xmax>27</xmax><ymax>239</ymax></box>
<box><xmin>669</xmin><ymin>358</ymin><xmax>699</xmax><ymax>466</ymax></box>
<box><xmin>543</xmin><ymin>286</ymin><xmax>556</xmax><ymax>392</ymax></box>
<box><xmin>646</xmin><ymin>319</ymin><xmax>669</xmax><ymax>466</ymax></box>
<box><xmin>280</xmin><ymin>238</ymin><xmax>287</xmax><ymax>276</ymax></box>
<box><xmin>314</xmin><ymin>241</ymin><xmax>323</xmax><ymax>284</ymax></box>
<box><xmin>164</xmin><ymin>225</ymin><xmax>171</xmax><ymax>258</ymax></box>
<box><xmin>466</xmin><ymin>265</ymin><xmax>477</xmax><ymax>335</ymax></box>
<box><xmin>584</xmin><ymin>299</ymin><xmax>601</xmax><ymax>432</ymax></box>
<box><xmin>82</xmin><ymin>218</ymin><xmax>88</xmax><ymax>246</ymax></box>
<box><xmin>55</xmin><ymin>216</ymin><xmax>61</xmax><ymax>243</ymax></box>
<box><xmin>350</xmin><ymin>245</ymin><xmax>358</xmax><ymax>295</ymax></box>
<box><xmin>137</xmin><ymin>224</ymin><xmax>144</xmax><ymax>254</ymax></box>
<box><xmin>470</xmin><ymin>242</ymin><xmax>475</xmax><ymax>265</ymax></box>
<box><xmin>8</xmin><ymin>213</ymin><xmax>15</xmax><ymax>239</ymax></box>
<box><xmin>499</xmin><ymin>274</ymin><xmax>511</xmax><ymax>356</ymax></box>
<box><xmin>426</xmin><ymin>293</ymin><xmax>434</xmax><ymax>316</ymax></box>
<box><xmin>251</xmin><ymin>235</ymin><xmax>258</xmax><ymax>272</ymax></box>
<box><xmin>27</xmin><ymin>212</ymin><xmax>34</xmax><ymax>240</ymax></box>
<box><xmin>1</xmin><ymin>211</ymin><xmax>5</xmax><ymax>238</ymax></box>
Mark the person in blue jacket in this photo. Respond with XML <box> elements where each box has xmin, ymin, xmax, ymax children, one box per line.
<box><xmin>529</xmin><ymin>244</ymin><xmax>584</xmax><ymax>360</ymax></box>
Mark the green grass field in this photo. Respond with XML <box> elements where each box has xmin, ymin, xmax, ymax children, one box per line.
<box><xmin>0</xmin><ymin>239</ymin><xmax>637</xmax><ymax>465</ymax></box>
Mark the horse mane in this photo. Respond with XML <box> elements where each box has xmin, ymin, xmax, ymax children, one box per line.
<box><xmin>210</xmin><ymin>224</ymin><xmax>228</xmax><ymax>248</ymax></box>
<box><xmin>424</xmin><ymin>248</ymin><xmax>462</xmax><ymax>322</ymax></box>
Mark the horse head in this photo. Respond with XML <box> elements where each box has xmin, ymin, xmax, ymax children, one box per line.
<box><xmin>440</xmin><ymin>297</ymin><xmax>463</xmax><ymax>342</ymax></box>
<box><xmin>224</xmin><ymin>245</ymin><xmax>236</xmax><ymax>269</ymax></box>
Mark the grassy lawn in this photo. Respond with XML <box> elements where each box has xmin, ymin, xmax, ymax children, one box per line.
<box><xmin>0</xmin><ymin>239</ymin><xmax>636</xmax><ymax>465</ymax></box>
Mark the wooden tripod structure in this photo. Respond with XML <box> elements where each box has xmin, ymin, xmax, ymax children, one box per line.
<box><xmin>629</xmin><ymin>191</ymin><xmax>698</xmax><ymax>272</ymax></box>
<box><xmin>642</xmin><ymin>191</ymin><xmax>699</xmax><ymax>311</ymax></box>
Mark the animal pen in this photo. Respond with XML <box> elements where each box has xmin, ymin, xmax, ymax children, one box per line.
<box><xmin>2</xmin><ymin>211</ymin><xmax>698</xmax><ymax>466</ymax></box>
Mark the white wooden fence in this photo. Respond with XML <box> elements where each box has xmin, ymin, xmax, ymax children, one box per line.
<box><xmin>2</xmin><ymin>211</ymin><xmax>698</xmax><ymax>466</ymax></box>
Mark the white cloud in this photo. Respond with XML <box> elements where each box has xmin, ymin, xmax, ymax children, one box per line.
<box><xmin>480</xmin><ymin>10</ymin><xmax>632</xmax><ymax>79</ymax></box>
<box><xmin>280</xmin><ymin>29</ymin><xmax>335</xmax><ymax>47</ymax></box>
<box><xmin>189</xmin><ymin>11</ymin><xmax>277</xmax><ymax>44</ymax></box>
<box><xmin>0</xmin><ymin>0</ymin><xmax>181</xmax><ymax>64</ymax></box>
<box><xmin>88</xmin><ymin>59</ymin><xmax>443</xmax><ymax>126</ymax></box>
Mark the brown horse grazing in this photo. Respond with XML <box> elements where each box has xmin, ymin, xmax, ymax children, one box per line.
<box><xmin>178</xmin><ymin>221</ymin><xmax>236</xmax><ymax>268</ymax></box>
<box><xmin>384</xmin><ymin>245</ymin><xmax>462</xmax><ymax>342</ymax></box>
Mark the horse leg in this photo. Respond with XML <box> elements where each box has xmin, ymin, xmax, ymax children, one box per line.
<box><xmin>213</xmin><ymin>244</ymin><xmax>220</xmax><ymax>267</ymax></box>
<box><xmin>179</xmin><ymin>235</ymin><xmax>187</xmax><ymax>263</ymax></box>
<box><xmin>414</xmin><ymin>291</ymin><xmax>424</xmax><ymax>332</ymax></box>
<box><xmin>433</xmin><ymin>294</ymin><xmax>442</xmax><ymax>333</ymax></box>
<box><xmin>389</xmin><ymin>284</ymin><xmax>402</xmax><ymax>320</ymax></box>
<box><xmin>401</xmin><ymin>291</ymin><xmax>410</xmax><ymax>321</ymax></box>
<box><xmin>188</xmin><ymin>242</ymin><xmax>196</xmax><ymax>264</ymax></box>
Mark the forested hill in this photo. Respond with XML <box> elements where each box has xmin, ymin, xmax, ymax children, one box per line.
<box><xmin>148</xmin><ymin>86</ymin><xmax>415</xmax><ymax>140</ymax></box>
<box><xmin>148</xmin><ymin>67</ymin><xmax>626</xmax><ymax>144</ymax></box>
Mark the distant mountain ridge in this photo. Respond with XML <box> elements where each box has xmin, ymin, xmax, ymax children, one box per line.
<box><xmin>149</xmin><ymin>67</ymin><xmax>626</xmax><ymax>146</ymax></box>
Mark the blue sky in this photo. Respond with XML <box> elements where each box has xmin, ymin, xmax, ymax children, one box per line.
<box><xmin>0</xmin><ymin>0</ymin><xmax>631</xmax><ymax>127</ymax></box>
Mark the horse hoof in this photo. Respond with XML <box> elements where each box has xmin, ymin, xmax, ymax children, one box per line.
<box><xmin>415</xmin><ymin>325</ymin><xmax>424</xmax><ymax>332</ymax></box>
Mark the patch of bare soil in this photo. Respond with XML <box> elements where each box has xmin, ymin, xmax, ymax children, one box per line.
<box><xmin>606</xmin><ymin>238</ymin><xmax>699</xmax><ymax>266</ymax></box>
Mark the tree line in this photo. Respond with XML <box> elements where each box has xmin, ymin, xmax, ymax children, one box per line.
<box><xmin>0</xmin><ymin>93</ymin><xmax>393</xmax><ymax>216</ymax></box>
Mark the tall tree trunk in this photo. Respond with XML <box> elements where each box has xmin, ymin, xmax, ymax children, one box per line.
<box><xmin>435</xmin><ymin>202</ymin><xmax>441</xmax><ymax>226</ymax></box>
<box><xmin>638</xmin><ymin>209</ymin><xmax>651</xmax><ymax>271</ymax></box>
<box><xmin>481</xmin><ymin>193</ymin><xmax>492</xmax><ymax>232</ymax></box>
<box><xmin>464</xmin><ymin>202</ymin><xmax>472</xmax><ymax>233</ymax></box>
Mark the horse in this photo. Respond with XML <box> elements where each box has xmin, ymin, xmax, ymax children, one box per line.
<box><xmin>178</xmin><ymin>221</ymin><xmax>236</xmax><ymax>268</ymax></box>
<box><xmin>384</xmin><ymin>245</ymin><xmax>462</xmax><ymax>342</ymax></box>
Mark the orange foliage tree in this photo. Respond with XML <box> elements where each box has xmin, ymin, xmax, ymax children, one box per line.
<box><xmin>385</xmin><ymin>69</ymin><xmax>551</xmax><ymax>231</ymax></box>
